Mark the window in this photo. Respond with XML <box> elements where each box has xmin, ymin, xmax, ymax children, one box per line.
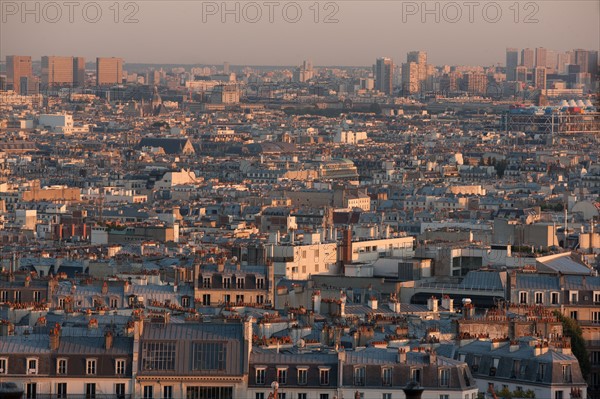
<box><xmin>236</xmin><ymin>294</ymin><xmax>244</xmax><ymax>303</ymax></box>
<box><xmin>257</xmin><ymin>295</ymin><xmax>264</xmax><ymax>304</ymax></box>
<box><xmin>519</xmin><ymin>291</ymin><xmax>527</xmax><ymax>304</ymax></box>
<box><xmin>224</xmin><ymin>294</ymin><xmax>231</xmax><ymax>303</ymax></box>
<box><xmin>440</xmin><ymin>395</ymin><xmax>449</xmax><ymax>399</ymax></box>
<box><xmin>354</xmin><ymin>367</ymin><xmax>366</xmax><ymax>385</ymax></box>
<box><xmin>27</xmin><ymin>358</ymin><xmax>38</xmax><ymax>374</ymax></box>
<box><xmin>411</xmin><ymin>368</ymin><xmax>422</xmax><ymax>383</ymax></box>
<box><xmin>594</xmin><ymin>292</ymin><xmax>600</xmax><ymax>304</ymax></box>
<box><xmin>223</xmin><ymin>277</ymin><xmax>231</xmax><ymax>288</ymax></box>
<box><xmin>57</xmin><ymin>358</ymin><xmax>67</xmax><ymax>374</ymax></box>
<box><xmin>319</xmin><ymin>395</ymin><xmax>329</xmax><ymax>399</ymax></box>
<box><xmin>256</xmin><ymin>368</ymin><xmax>266</xmax><ymax>384</ymax></box>
<box><xmin>163</xmin><ymin>386</ymin><xmax>173</xmax><ymax>399</ymax></box>
<box><xmin>562</xmin><ymin>364</ymin><xmax>572</xmax><ymax>383</ymax></box>
<box><xmin>115</xmin><ymin>383</ymin><xmax>126</xmax><ymax>399</ymax></box>
<box><xmin>85</xmin><ymin>383</ymin><xmax>96</xmax><ymax>399</ymax></box>
<box><xmin>15</xmin><ymin>291</ymin><xmax>21</xmax><ymax>303</ymax></box>
<box><xmin>298</xmin><ymin>368</ymin><xmax>308</xmax><ymax>384</ymax></box>
<box><xmin>0</xmin><ymin>290</ymin><xmax>7</xmax><ymax>302</ymax></box>
<box><xmin>110</xmin><ymin>298</ymin><xmax>118</xmax><ymax>308</ymax></box>
<box><xmin>256</xmin><ymin>394</ymin><xmax>265</xmax><ymax>399</ymax></box>
<box><xmin>33</xmin><ymin>291</ymin><xmax>41</xmax><ymax>302</ymax></box>
<box><xmin>256</xmin><ymin>278</ymin><xmax>265</xmax><ymax>289</ymax></box>
<box><xmin>570</xmin><ymin>291</ymin><xmax>578</xmax><ymax>304</ymax></box>
<box><xmin>555</xmin><ymin>391</ymin><xmax>563</xmax><ymax>399</ymax></box>
<box><xmin>277</xmin><ymin>368</ymin><xmax>288</xmax><ymax>384</ymax></box>
<box><xmin>143</xmin><ymin>386</ymin><xmax>153</xmax><ymax>399</ymax></box>
<box><xmin>472</xmin><ymin>355</ymin><xmax>481</xmax><ymax>372</ymax></box>
<box><xmin>142</xmin><ymin>342</ymin><xmax>176</xmax><ymax>371</ymax></box>
<box><xmin>591</xmin><ymin>351</ymin><xmax>600</xmax><ymax>365</ymax></box>
<box><xmin>382</xmin><ymin>367</ymin><xmax>392</xmax><ymax>386</ymax></box>
<box><xmin>203</xmin><ymin>277</ymin><xmax>211</xmax><ymax>288</ymax></box>
<box><xmin>320</xmin><ymin>368</ymin><xmax>330</xmax><ymax>385</ymax></box>
<box><xmin>297</xmin><ymin>395</ymin><xmax>307</xmax><ymax>399</ymax></box>
<box><xmin>439</xmin><ymin>368</ymin><xmax>449</xmax><ymax>387</ymax></box>
<box><xmin>192</xmin><ymin>342</ymin><xmax>226</xmax><ymax>370</ymax></box>
<box><xmin>570</xmin><ymin>311</ymin><xmax>578</xmax><ymax>320</ymax></box>
<box><xmin>26</xmin><ymin>383</ymin><xmax>37</xmax><ymax>399</ymax></box>
<box><xmin>383</xmin><ymin>394</ymin><xmax>392</xmax><ymax>399</ymax></box>
<box><xmin>537</xmin><ymin>363</ymin><xmax>547</xmax><ymax>381</ymax></box>
<box><xmin>592</xmin><ymin>311</ymin><xmax>600</xmax><ymax>324</ymax></box>
<box><xmin>181</xmin><ymin>297</ymin><xmax>190</xmax><ymax>308</ymax></box>
<box><xmin>535</xmin><ymin>292</ymin><xmax>543</xmax><ymax>304</ymax></box>
<box><xmin>551</xmin><ymin>292</ymin><xmax>559</xmax><ymax>305</ymax></box>
<box><xmin>57</xmin><ymin>383</ymin><xmax>67</xmax><ymax>399</ymax></box>
<box><xmin>86</xmin><ymin>359</ymin><xmax>97</xmax><ymax>375</ymax></box>
<box><xmin>512</xmin><ymin>360</ymin><xmax>521</xmax><ymax>378</ymax></box>
<box><xmin>237</xmin><ymin>277</ymin><xmax>245</xmax><ymax>289</ymax></box>
<box><xmin>202</xmin><ymin>294</ymin><xmax>211</xmax><ymax>306</ymax></box>
<box><xmin>0</xmin><ymin>357</ymin><xmax>7</xmax><ymax>374</ymax></box>
<box><xmin>278</xmin><ymin>394</ymin><xmax>286</xmax><ymax>399</ymax></box>
<box><xmin>116</xmin><ymin>359</ymin><xmax>126</xmax><ymax>374</ymax></box>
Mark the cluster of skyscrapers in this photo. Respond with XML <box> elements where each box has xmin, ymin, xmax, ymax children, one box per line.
<box><xmin>5</xmin><ymin>56</ymin><xmax>123</xmax><ymax>94</ymax></box>
<box><xmin>506</xmin><ymin>47</ymin><xmax>598</xmax><ymax>91</ymax></box>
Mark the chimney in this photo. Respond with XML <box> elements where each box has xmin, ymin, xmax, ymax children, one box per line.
<box><xmin>49</xmin><ymin>324</ymin><xmax>61</xmax><ymax>350</ymax></box>
<box><xmin>427</xmin><ymin>296</ymin><xmax>439</xmax><ymax>312</ymax></box>
<box><xmin>367</xmin><ymin>296</ymin><xmax>378</xmax><ymax>310</ymax></box>
<box><xmin>101</xmin><ymin>281</ymin><xmax>108</xmax><ymax>295</ymax></box>
<box><xmin>428</xmin><ymin>349</ymin><xmax>437</xmax><ymax>364</ymax></box>
<box><xmin>104</xmin><ymin>330</ymin><xmax>113</xmax><ymax>349</ymax></box>
<box><xmin>313</xmin><ymin>290</ymin><xmax>322</xmax><ymax>314</ymax></box>
<box><xmin>217</xmin><ymin>258</ymin><xmax>225</xmax><ymax>273</ymax></box>
<box><xmin>441</xmin><ymin>296</ymin><xmax>454</xmax><ymax>312</ymax></box>
<box><xmin>397</xmin><ymin>347</ymin><xmax>407</xmax><ymax>363</ymax></box>
<box><xmin>124</xmin><ymin>281</ymin><xmax>131</xmax><ymax>293</ymax></box>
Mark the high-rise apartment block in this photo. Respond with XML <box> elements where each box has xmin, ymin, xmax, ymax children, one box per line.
<box><xmin>506</xmin><ymin>48</ymin><xmax>519</xmax><ymax>81</ymax></box>
<box><xmin>41</xmin><ymin>56</ymin><xmax>75</xmax><ymax>87</ymax></box>
<box><xmin>521</xmin><ymin>48</ymin><xmax>534</xmax><ymax>68</ymax></box>
<box><xmin>533</xmin><ymin>66</ymin><xmax>547</xmax><ymax>91</ymax></box>
<box><xmin>6</xmin><ymin>55</ymin><xmax>32</xmax><ymax>94</ymax></box>
<box><xmin>96</xmin><ymin>57</ymin><xmax>123</xmax><ymax>86</ymax></box>
<box><xmin>375</xmin><ymin>57</ymin><xmax>393</xmax><ymax>95</ymax></box>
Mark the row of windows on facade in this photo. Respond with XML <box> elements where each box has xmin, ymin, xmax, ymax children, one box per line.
<box><xmin>141</xmin><ymin>342</ymin><xmax>227</xmax><ymax>371</ymax></box>
<box><xmin>0</xmin><ymin>357</ymin><xmax>126</xmax><ymax>375</ymax></box>
<box><xmin>464</xmin><ymin>354</ymin><xmax>573</xmax><ymax>383</ymax></box>
<box><xmin>56</xmin><ymin>295</ymin><xmax>193</xmax><ymax>309</ymax></box>
<box><xmin>518</xmin><ymin>291</ymin><xmax>600</xmax><ymax>305</ymax></box>
<box><xmin>0</xmin><ymin>290</ymin><xmax>43</xmax><ymax>302</ymax></box>
<box><xmin>201</xmin><ymin>276</ymin><xmax>265</xmax><ymax>289</ymax></box>
<box><xmin>199</xmin><ymin>293</ymin><xmax>265</xmax><ymax>305</ymax></box>
<box><xmin>23</xmin><ymin>382</ymin><xmax>120</xmax><ymax>399</ymax></box>
<box><xmin>256</xmin><ymin>366</ymin><xmax>449</xmax><ymax>387</ymax></box>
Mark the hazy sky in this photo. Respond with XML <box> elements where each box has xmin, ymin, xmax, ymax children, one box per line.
<box><xmin>2</xmin><ymin>0</ymin><xmax>599</xmax><ymax>66</ymax></box>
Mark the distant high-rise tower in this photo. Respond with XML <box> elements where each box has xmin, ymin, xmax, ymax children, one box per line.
<box><xmin>223</xmin><ymin>61</ymin><xmax>230</xmax><ymax>74</ymax></box>
<box><xmin>506</xmin><ymin>48</ymin><xmax>519</xmax><ymax>81</ymax></box>
<box><xmin>521</xmin><ymin>48</ymin><xmax>534</xmax><ymax>68</ymax></box>
<box><xmin>535</xmin><ymin>47</ymin><xmax>547</xmax><ymax>68</ymax></box>
<box><xmin>375</xmin><ymin>57</ymin><xmax>393</xmax><ymax>95</ymax></box>
<box><xmin>73</xmin><ymin>57</ymin><xmax>86</xmax><ymax>87</ymax></box>
<box><xmin>96</xmin><ymin>57</ymin><xmax>123</xmax><ymax>86</ymax></box>
<box><xmin>515</xmin><ymin>66</ymin><xmax>528</xmax><ymax>83</ymax></box>
<box><xmin>6</xmin><ymin>55</ymin><xmax>32</xmax><ymax>94</ymax></box>
<box><xmin>533</xmin><ymin>66</ymin><xmax>547</xmax><ymax>91</ymax></box>
<box><xmin>574</xmin><ymin>49</ymin><xmax>590</xmax><ymax>73</ymax></box>
<box><xmin>407</xmin><ymin>51</ymin><xmax>427</xmax><ymax>65</ymax></box>
<box><xmin>401</xmin><ymin>62</ymin><xmax>420</xmax><ymax>94</ymax></box>
<box><xmin>41</xmin><ymin>56</ymin><xmax>75</xmax><ymax>87</ymax></box>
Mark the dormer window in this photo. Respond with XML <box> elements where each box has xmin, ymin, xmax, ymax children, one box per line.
<box><xmin>27</xmin><ymin>358</ymin><xmax>38</xmax><ymax>374</ymax></box>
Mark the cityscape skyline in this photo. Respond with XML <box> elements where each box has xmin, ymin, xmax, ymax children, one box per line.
<box><xmin>2</xmin><ymin>1</ymin><xmax>598</xmax><ymax>66</ymax></box>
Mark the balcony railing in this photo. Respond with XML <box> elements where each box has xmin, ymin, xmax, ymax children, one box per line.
<box><xmin>26</xmin><ymin>395</ymin><xmax>132</xmax><ymax>399</ymax></box>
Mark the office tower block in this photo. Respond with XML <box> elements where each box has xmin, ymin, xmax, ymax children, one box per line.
<box><xmin>96</xmin><ymin>57</ymin><xmax>123</xmax><ymax>86</ymax></box>
<box><xmin>463</xmin><ymin>72</ymin><xmax>487</xmax><ymax>95</ymax></box>
<box><xmin>407</xmin><ymin>51</ymin><xmax>427</xmax><ymax>65</ymax></box>
<box><xmin>41</xmin><ymin>56</ymin><xmax>75</xmax><ymax>87</ymax></box>
<box><xmin>375</xmin><ymin>57</ymin><xmax>393</xmax><ymax>95</ymax></box>
<box><xmin>535</xmin><ymin>47</ymin><xmax>547</xmax><ymax>67</ymax></box>
<box><xmin>506</xmin><ymin>48</ymin><xmax>519</xmax><ymax>81</ymax></box>
<box><xmin>574</xmin><ymin>49</ymin><xmax>589</xmax><ymax>73</ymax></box>
<box><xmin>515</xmin><ymin>66</ymin><xmax>529</xmax><ymax>83</ymax></box>
<box><xmin>521</xmin><ymin>48</ymin><xmax>534</xmax><ymax>68</ymax></box>
<box><xmin>223</xmin><ymin>62</ymin><xmax>230</xmax><ymax>74</ymax></box>
<box><xmin>401</xmin><ymin>62</ymin><xmax>420</xmax><ymax>94</ymax></box>
<box><xmin>73</xmin><ymin>57</ymin><xmax>86</xmax><ymax>87</ymax></box>
<box><xmin>6</xmin><ymin>55</ymin><xmax>32</xmax><ymax>94</ymax></box>
<box><xmin>533</xmin><ymin>66</ymin><xmax>547</xmax><ymax>91</ymax></box>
